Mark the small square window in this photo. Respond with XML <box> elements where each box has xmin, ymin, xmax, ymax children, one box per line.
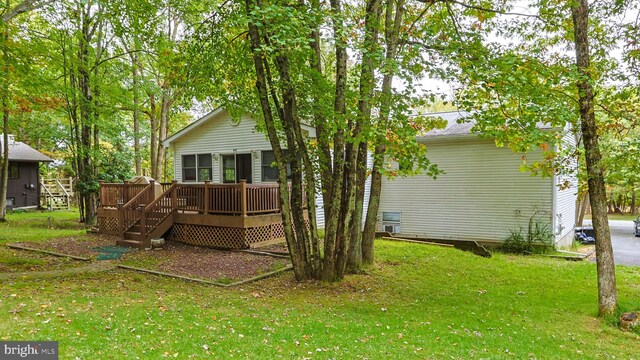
<box><xmin>183</xmin><ymin>155</ymin><xmax>196</xmax><ymax>168</ymax></box>
<box><xmin>382</xmin><ymin>212</ymin><xmax>401</xmax><ymax>223</ymax></box>
<box><xmin>8</xmin><ymin>163</ymin><xmax>19</xmax><ymax>179</ymax></box>
<box><xmin>183</xmin><ymin>168</ymin><xmax>197</xmax><ymax>182</ymax></box>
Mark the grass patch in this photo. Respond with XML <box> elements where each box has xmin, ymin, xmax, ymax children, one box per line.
<box><xmin>1</xmin><ymin>212</ymin><xmax>639</xmax><ymax>358</ymax></box>
<box><xmin>0</xmin><ymin>209</ymin><xmax>85</xmax><ymax>244</ymax></box>
<box><xmin>584</xmin><ymin>214</ymin><xmax>637</xmax><ymax>221</ymax></box>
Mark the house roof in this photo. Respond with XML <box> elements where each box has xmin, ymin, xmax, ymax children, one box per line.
<box><xmin>419</xmin><ymin>111</ymin><xmax>474</xmax><ymax>138</ymax></box>
<box><xmin>0</xmin><ymin>137</ymin><xmax>53</xmax><ymax>162</ymax></box>
<box><xmin>417</xmin><ymin>111</ymin><xmax>558</xmax><ymax>141</ymax></box>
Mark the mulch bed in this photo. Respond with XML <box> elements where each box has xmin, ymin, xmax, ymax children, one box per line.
<box><xmin>12</xmin><ymin>234</ymin><xmax>119</xmax><ymax>259</ymax></box>
<box><xmin>256</xmin><ymin>242</ymin><xmax>289</xmax><ymax>254</ymax></box>
<box><xmin>10</xmin><ymin>234</ymin><xmax>291</xmax><ymax>283</ymax></box>
<box><xmin>124</xmin><ymin>241</ymin><xmax>290</xmax><ymax>282</ymax></box>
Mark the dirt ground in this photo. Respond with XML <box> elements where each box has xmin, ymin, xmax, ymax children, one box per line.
<box><xmin>10</xmin><ymin>234</ymin><xmax>291</xmax><ymax>282</ymax></box>
<box><xmin>125</xmin><ymin>242</ymin><xmax>290</xmax><ymax>281</ymax></box>
<box><xmin>13</xmin><ymin>234</ymin><xmax>118</xmax><ymax>258</ymax></box>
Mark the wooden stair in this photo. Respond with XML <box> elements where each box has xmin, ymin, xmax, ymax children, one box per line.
<box><xmin>40</xmin><ymin>178</ymin><xmax>73</xmax><ymax>210</ymax></box>
<box><xmin>117</xmin><ymin>183</ymin><xmax>177</xmax><ymax>249</ymax></box>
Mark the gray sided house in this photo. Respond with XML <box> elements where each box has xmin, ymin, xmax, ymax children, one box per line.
<box><xmin>378</xmin><ymin>111</ymin><xmax>577</xmax><ymax>248</ymax></box>
<box><xmin>1</xmin><ymin>134</ymin><xmax>53</xmax><ymax>209</ymax></box>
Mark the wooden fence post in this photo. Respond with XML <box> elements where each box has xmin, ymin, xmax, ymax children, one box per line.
<box><xmin>240</xmin><ymin>179</ymin><xmax>247</xmax><ymax>216</ymax></box>
<box><xmin>204</xmin><ymin>180</ymin><xmax>210</xmax><ymax>214</ymax></box>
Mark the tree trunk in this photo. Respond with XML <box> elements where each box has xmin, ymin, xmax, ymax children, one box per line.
<box><xmin>149</xmin><ymin>93</ymin><xmax>158</xmax><ymax>180</ymax></box>
<box><xmin>0</xmin><ymin>17</ymin><xmax>9</xmax><ymax>222</ymax></box>
<box><xmin>631</xmin><ymin>187</ymin><xmax>636</xmax><ymax>215</ymax></box>
<box><xmin>576</xmin><ymin>192</ymin><xmax>589</xmax><ymax>227</ymax></box>
<box><xmin>153</xmin><ymin>93</ymin><xmax>171</xmax><ymax>180</ymax></box>
<box><xmin>346</xmin><ymin>0</ymin><xmax>382</xmax><ymax>272</ymax></box>
<box><xmin>321</xmin><ymin>0</ymin><xmax>349</xmax><ymax>281</ymax></box>
<box><xmin>362</xmin><ymin>0</ymin><xmax>405</xmax><ymax>264</ymax></box>
<box><xmin>246</xmin><ymin>0</ymin><xmax>321</xmax><ymax>280</ymax></box>
<box><xmin>571</xmin><ymin>0</ymin><xmax>617</xmax><ymax>316</ymax></box>
<box><xmin>0</xmin><ymin>110</ymin><xmax>8</xmax><ymax>222</ymax></box>
<box><xmin>132</xmin><ymin>52</ymin><xmax>141</xmax><ymax>176</ymax></box>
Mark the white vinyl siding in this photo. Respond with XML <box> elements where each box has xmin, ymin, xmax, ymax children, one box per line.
<box><xmin>313</xmin><ymin>151</ymin><xmax>372</xmax><ymax>230</ymax></box>
<box><xmin>171</xmin><ymin>112</ymin><xmax>272</xmax><ymax>183</ymax></box>
<box><xmin>379</xmin><ymin>137</ymin><xmax>553</xmax><ymax>243</ymax></box>
<box><xmin>553</xmin><ymin>128</ymin><xmax>578</xmax><ymax>246</ymax></box>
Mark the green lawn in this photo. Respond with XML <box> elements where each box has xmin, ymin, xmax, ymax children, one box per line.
<box><xmin>0</xmin><ymin>209</ymin><xmax>85</xmax><ymax>244</ymax></box>
<box><xmin>584</xmin><ymin>214</ymin><xmax>638</xmax><ymax>222</ymax></box>
<box><xmin>1</xmin><ymin>212</ymin><xmax>639</xmax><ymax>358</ymax></box>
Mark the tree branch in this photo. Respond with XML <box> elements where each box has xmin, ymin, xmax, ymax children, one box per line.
<box><xmin>1</xmin><ymin>0</ymin><xmax>53</xmax><ymax>22</ymax></box>
<box><xmin>90</xmin><ymin>49</ymin><xmax>154</xmax><ymax>71</ymax></box>
<box><xmin>415</xmin><ymin>0</ymin><xmax>542</xmax><ymax>20</ymax></box>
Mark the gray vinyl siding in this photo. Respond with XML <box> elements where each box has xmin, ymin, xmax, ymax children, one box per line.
<box><xmin>379</xmin><ymin>137</ymin><xmax>553</xmax><ymax>242</ymax></box>
<box><xmin>553</xmin><ymin>129</ymin><xmax>578</xmax><ymax>246</ymax></box>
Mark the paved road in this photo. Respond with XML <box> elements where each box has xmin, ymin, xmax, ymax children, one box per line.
<box><xmin>585</xmin><ymin>220</ymin><xmax>640</xmax><ymax>266</ymax></box>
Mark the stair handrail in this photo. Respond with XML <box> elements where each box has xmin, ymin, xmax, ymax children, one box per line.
<box><xmin>119</xmin><ymin>182</ymin><xmax>155</xmax><ymax>238</ymax></box>
<box><xmin>140</xmin><ymin>181</ymin><xmax>177</xmax><ymax>237</ymax></box>
<box><xmin>39</xmin><ymin>181</ymin><xmax>54</xmax><ymax>209</ymax></box>
<box><xmin>54</xmin><ymin>179</ymin><xmax>70</xmax><ymax>198</ymax></box>
<box><xmin>55</xmin><ymin>179</ymin><xmax>70</xmax><ymax>208</ymax></box>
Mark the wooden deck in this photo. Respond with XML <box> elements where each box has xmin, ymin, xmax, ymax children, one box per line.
<box><xmin>97</xmin><ymin>180</ymin><xmax>302</xmax><ymax>249</ymax></box>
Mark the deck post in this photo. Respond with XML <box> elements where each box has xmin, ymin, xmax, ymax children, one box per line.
<box><xmin>118</xmin><ymin>202</ymin><xmax>125</xmax><ymax>239</ymax></box>
<box><xmin>98</xmin><ymin>180</ymin><xmax>104</xmax><ymax>207</ymax></box>
<box><xmin>171</xmin><ymin>180</ymin><xmax>178</xmax><ymax>212</ymax></box>
<box><xmin>123</xmin><ymin>180</ymin><xmax>130</xmax><ymax>204</ymax></box>
<box><xmin>204</xmin><ymin>180</ymin><xmax>210</xmax><ymax>214</ymax></box>
<box><xmin>240</xmin><ymin>179</ymin><xmax>247</xmax><ymax>216</ymax></box>
<box><xmin>139</xmin><ymin>206</ymin><xmax>146</xmax><ymax>238</ymax></box>
<box><xmin>148</xmin><ymin>180</ymin><xmax>155</xmax><ymax>204</ymax></box>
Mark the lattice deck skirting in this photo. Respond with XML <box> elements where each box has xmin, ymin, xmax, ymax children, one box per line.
<box><xmin>167</xmin><ymin>221</ymin><xmax>301</xmax><ymax>249</ymax></box>
<box><xmin>96</xmin><ymin>214</ymin><xmax>307</xmax><ymax>249</ymax></box>
<box><xmin>98</xmin><ymin>216</ymin><xmax>119</xmax><ymax>236</ymax></box>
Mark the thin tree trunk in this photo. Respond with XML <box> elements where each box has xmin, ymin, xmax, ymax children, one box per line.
<box><xmin>132</xmin><ymin>52</ymin><xmax>141</xmax><ymax>176</ymax></box>
<box><xmin>571</xmin><ymin>0</ymin><xmax>617</xmax><ymax>316</ymax></box>
<box><xmin>0</xmin><ymin>111</ymin><xmax>8</xmax><ymax>221</ymax></box>
<box><xmin>631</xmin><ymin>187</ymin><xmax>636</xmax><ymax>215</ymax></box>
<box><xmin>362</xmin><ymin>0</ymin><xmax>405</xmax><ymax>264</ymax></box>
<box><xmin>246</xmin><ymin>0</ymin><xmax>317</xmax><ymax>280</ymax></box>
<box><xmin>322</xmin><ymin>0</ymin><xmax>348</xmax><ymax>281</ymax></box>
<box><xmin>576</xmin><ymin>192</ymin><xmax>589</xmax><ymax>227</ymax></box>
<box><xmin>0</xmin><ymin>15</ymin><xmax>9</xmax><ymax>221</ymax></box>
<box><xmin>347</xmin><ymin>0</ymin><xmax>383</xmax><ymax>272</ymax></box>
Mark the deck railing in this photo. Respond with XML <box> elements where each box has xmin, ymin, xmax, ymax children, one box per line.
<box><xmin>141</xmin><ymin>182</ymin><xmax>177</xmax><ymax>236</ymax></box>
<box><xmin>99</xmin><ymin>179</ymin><xmax>301</xmax><ymax>232</ymax></box>
<box><xmin>119</xmin><ymin>182</ymin><xmax>155</xmax><ymax>238</ymax></box>
<box><xmin>99</xmin><ymin>181</ymin><xmax>148</xmax><ymax>208</ymax></box>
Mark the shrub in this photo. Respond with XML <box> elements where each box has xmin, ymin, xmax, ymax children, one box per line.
<box><xmin>501</xmin><ymin>211</ymin><xmax>554</xmax><ymax>254</ymax></box>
